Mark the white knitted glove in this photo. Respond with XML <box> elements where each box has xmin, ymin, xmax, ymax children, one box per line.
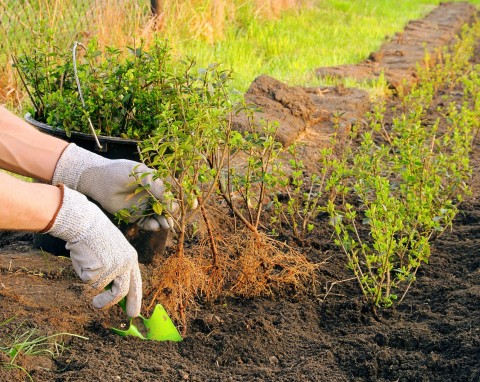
<box><xmin>52</xmin><ymin>143</ymin><xmax>177</xmax><ymax>231</ymax></box>
<box><xmin>45</xmin><ymin>185</ymin><xmax>142</xmax><ymax>317</ymax></box>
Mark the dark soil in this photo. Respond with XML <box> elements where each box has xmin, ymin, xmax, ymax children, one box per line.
<box><xmin>1</xmin><ymin>2</ymin><xmax>479</xmax><ymax>381</ymax></box>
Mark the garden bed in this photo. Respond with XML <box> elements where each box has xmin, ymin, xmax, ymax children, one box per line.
<box><xmin>1</xmin><ymin>2</ymin><xmax>479</xmax><ymax>381</ymax></box>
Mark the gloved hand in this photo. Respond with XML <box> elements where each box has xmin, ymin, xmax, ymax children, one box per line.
<box><xmin>44</xmin><ymin>185</ymin><xmax>142</xmax><ymax>317</ymax></box>
<box><xmin>51</xmin><ymin>143</ymin><xmax>177</xmax><ymax>231</ymax></box>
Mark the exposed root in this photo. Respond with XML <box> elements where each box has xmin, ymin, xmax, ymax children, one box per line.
<box><xmin>163</xmin><ymin>243</ymin><xmax>231</xmax><ymax>305</ymax></box>
<box><xmin>200</xmin><ymin>258</ymin><xmax>228</xmax><ymax>303</ymax></box>
<box><xmin>146</xmin><ymin>254</ymin><xmax>205</xmax><ymax>334</ymax></box>
<box><xmin>229</xmin><ymin>230</ymin><xmax>318</xmax><ymax>298</ymax></box>
<box><xmin>145</xmin><ymin>206</ymin><xmax>319</xmax><ymax>332</ymax></box>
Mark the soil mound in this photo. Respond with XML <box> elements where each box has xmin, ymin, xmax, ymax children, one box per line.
<box><xmin>232</xmin><ymin>3</ymin><xmax>478</xmax><ymax>172</ymax></box>
<box><xmin>315</xmin><ymin>2</ymin><xmax>478</xmax><ymax>90</ymax></box>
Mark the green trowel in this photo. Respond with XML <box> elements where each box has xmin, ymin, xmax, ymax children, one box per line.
<box><xmin>110</xmin><ymin>298</ymin><xmax>182</xmax><ymax>342</ymax></box>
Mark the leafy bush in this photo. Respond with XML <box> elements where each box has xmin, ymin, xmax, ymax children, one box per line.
<box><xmin>14</xmin><ymin>37</ymin><xmax>188</xmax><ymax>140</ymax></box>
<box><xmin>327</xmin><ymin>21</ymin><xmax>480</xmax><ymax>310</ymax></box>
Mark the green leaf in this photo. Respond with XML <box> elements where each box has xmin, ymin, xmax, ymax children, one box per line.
<box><xmin>152</xmin><ymin>202</ymin><xmax>164</xmax><ymax>215</ymax></box>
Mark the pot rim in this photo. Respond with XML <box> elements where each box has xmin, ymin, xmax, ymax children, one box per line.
<box><xmin>25</xmin><ymin>112</ymin><xmax>141</xmax><ymax>144</ymax></box>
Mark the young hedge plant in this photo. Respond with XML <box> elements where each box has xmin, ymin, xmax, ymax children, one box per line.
<box><xmin>14</xmin><ymin>36</ymin><xmax>175</xmax><ymax>140</ymax></box>
<box><xmin>327</xmin><ymin>42</ymin><xmax>478</xmax><ymax>310</ymax></box>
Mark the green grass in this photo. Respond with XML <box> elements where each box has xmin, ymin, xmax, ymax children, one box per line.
<box><xmin>175</xmin><ymin>0</ymin><xmax>480</xmax><ymax>93</ymax></box>
<box><xmin>2</xmin><ymin>0</ymin><xmax>479</xmax><ymax>110</ymax></box>
<box><xmin>0</xmin><ymin>317</ymin><xmax>87</xmax><ymax>381</ymax></box>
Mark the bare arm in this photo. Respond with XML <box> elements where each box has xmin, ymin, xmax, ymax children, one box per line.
<box><xmin>0</xmin><ymin>106</ymin><xmax>68</xmax><ymax>182</ymax></box>
<box><xmin>0</xmin><ymin>170</ymin><xmax>142</xmax><ymax>316</ymax></box>
<box><xmin>0</xmin><ymin>107</ymin><xmax>143</xmax><ymax>316</ymax></box>
<box><xmin>0</xmin><ymin>171</ymin><xmax>61</xmax><ymax>231</ymax></box>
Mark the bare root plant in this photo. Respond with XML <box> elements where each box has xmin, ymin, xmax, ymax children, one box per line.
<box><xmin>122</xmin><ymin>43</ymin><xmax>321</xmax><ymax>330</ymax></box>
<box><xmin>186</xmin><ymin>200</ymin><xmax>235</xmax><ymax>303</ymax></box>
<box><xmin>229</xmin><ymin>230</ymin><xmax>318</xmax><ymax>298</ymax></box>
<box><xmin>146</xmin><ymin>254</ymin><xmax>206</xmax><ymax>334</ymax></box>
<box><xmin>210</xmin><ymin>106</ymin><xmax>318</xmax><ymax>298</ymax></box>
<box><xmin>132</xmin><ymin>56</ymin><xmax>234</xmax><ymax>330</ymax></box>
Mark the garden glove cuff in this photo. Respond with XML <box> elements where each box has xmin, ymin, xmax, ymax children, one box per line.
<box><xmin>52</xmin><ymin>143</ymin><xmax>177</xmax><ymax>231</ymax></box>
<box><xmin>44</xmin><ymin>185</ymin><xmax>142</xmax><ymax>317</ymax></box>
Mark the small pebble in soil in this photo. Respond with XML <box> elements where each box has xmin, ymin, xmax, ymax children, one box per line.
<box><xmin>179</xmin><ymin>370</ymin><xmax>190</xmax><ymax>380</ymax></box>
<box><xmin>269</xmin><ymin>355</ymin><xmax>279</xmax><ymax>365</ymax></box>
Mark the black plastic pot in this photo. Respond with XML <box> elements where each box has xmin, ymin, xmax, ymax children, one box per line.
<box><xmin>25</xmin><ymin>113</ymin><xmax>141</xmax><ymax>161</ymax></box>
<box><xmin>26</xmin><ymin>114</ymin><xmax>168</xmax><ymax>264</ymax></box>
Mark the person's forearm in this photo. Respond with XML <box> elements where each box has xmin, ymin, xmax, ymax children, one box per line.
<box><xmin>0</xmin><ymin>171</ymin><xmax>62</xmax><ymax>231</ymax></box>
<box><xmin>0</xmin><ymin>106</ymin><xmax>68</xmax><ymax>182</ymax></box>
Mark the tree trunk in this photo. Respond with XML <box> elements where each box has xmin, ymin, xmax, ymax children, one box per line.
<box><xmin>150</xmin><ymin>0</ymin><xmax>163</xmax><ymax>16</ymax></box>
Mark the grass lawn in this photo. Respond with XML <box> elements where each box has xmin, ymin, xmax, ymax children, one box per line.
<box><xmin>1</xmin><ymin>0</ymin><xmax>479</xmax><ymax>108</ymax></box>
<box><xmin>175</xmin><ymin>0</ymin><xmax>480</xmax><ymax>93</ymax></box>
